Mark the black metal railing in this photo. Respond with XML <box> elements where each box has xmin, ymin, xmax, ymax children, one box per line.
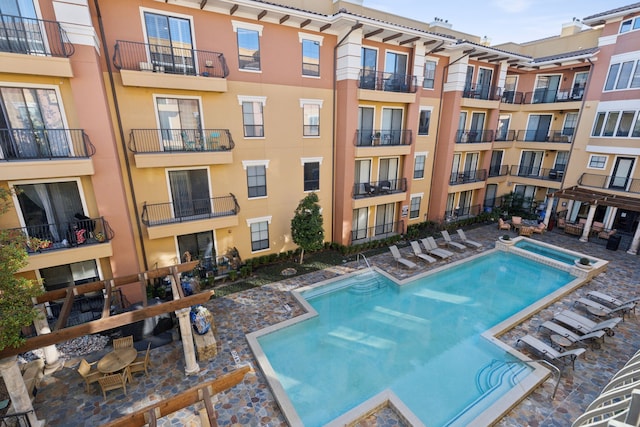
<box><xmin>548</xmin><ymin>131</ymin><xmax>572</xmax><ymax>143</ymax></box>
<box><xmin>444</xmin><ymin>204</ymin><xmax>482</xmax><ymax>222</ymax></box>
<box><xmin>141</xmin><ymin>194</ymin><xmax>239</xmax><ymax>227</ymax></box>
<box><xmin>355</xmin><ymin>129</ymin><xmax>412</xmax><ymax>146</ymax></box>
<box><xmin>0</xmin><ymin>128</ymin><xmax>95</xmax><ymax>160</ymax></box>
<box><xmin>488</xmin><ymin>165</ymin><xmax>510</xmax><ymax>177</ymax></box>
<box><xmin>449</xmin><ymin>169</ymin><xmax>487</xmax><ymax>185</ymax></box>
<box><xmin>129</xmin><ymin>129</ymin><xmax>234</xmax><ymax>153</ymax></box>
<box><xmin>509</xmin><ymin>165</ymin><xmax>564</xmax><ymax>181</ymax></box>
<box><xmin>0</xmin><ymin>13</ymin><xmax>74</xmax><ymax>57</ymax></box>
<box><xmin>358</xmin><ymin>69</ymin><xmax>418</xmax><ymax>93</ymax></box>
<box><xmin>494</xmin><ymin>130</ymin><xmax>516</xmax><ymax>142</ymax></box>
<box><xmin>5</xmin><ymin>216</ymin><xmax>112</xmax><ymax>253</ymax></box>
<box><xmin>579</xmin><ymin>173</ymin><xmax>640</xmax><ymax>193</ymax></box>
<box><xmin>353</xmin><ymin>178</ymin><xmax>407</xmax><ymax>198</ymax></box>
<box><xmin>113</xmin><ymin>40</ymin><xmax>229</xmax><ymax>78</ymax></box>
<box><xmin>462</xmin><ymin>84</ymin><xmax>502</xmax><ymax>101</ymax></box>
<box><xmin>501</xmin><ymin>91</ymin><xmax>524</xmax><ymax>104</ymax></box>
<box><xmin>0</xmin><ymin>410</ymin><xmax>34</xmax><ymax>427</ymax></box>
<box><xmin>455</xmin><ymin>129</ymin><xmax>494</xmax><ymax>143</ymax></box>
<box><xmin>516</xmin><ymin>130</ymin><xmax>551</xmax><ymax>142</ymax></box>
<box><xmin>523</xmin><ymin>88</ymin><xmax>584</xmax><ymax>104</ymax></box>
<box><xmin>351</xmin><ymin>220</ymin><xmax>404</xmax><ymax>244</ymax></box>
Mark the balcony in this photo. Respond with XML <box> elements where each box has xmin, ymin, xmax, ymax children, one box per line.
<box><xmin>516</xmin><ymin>130</ymin><xmax>571</xmax><ymax>142</ymax></box>
<box><xmin>142</xmin><ymin>194</ymin><xmax>239</xmax><ymax>239</ymax></box>
<box><xmin>509</xmin><ymin>165</ymin><xmax>564</xmax><ymax>181</ymax></box>
<box><xmin>351</xmin><ymin>220</ymin><xmax>404</xmax><ymax>245</ymax></box>
<box><xmin>455</xmin><ymin>130</ymin><xmax>494</xmax><ymax>143</ymax></box>
<box><xmin>494</xmin><ymin>130</ymin><xmax>516</xmax><ymax>142</ymax></box>
<box><xmin>488</xmin><ymin>165</ymin><xmax>510</xmax><ymax>178</ymax></box>
<box><xmin>449</xmin><ymin>169</ymin><xmax>487</xmax><ymax>185</ymax></box>
<box><xmin>0</xmin><ymin>129</ymin><xmax>95</xmax><ymax>179</ymax></box>
<box><xmin>444</xmin><ymin>204</ymin><xmax>482</xmax><ymax>222</ymax></box>
<box><xmin>358</xmin><ymin>70</ymin><xmax>417</xmax><ymax>93</ymax></box>
<box><xmin>353</xmin><ymin>178</ymin><xmax>407</xmax><ymax>199</ymax></box>
<box><xmin>579</xmin><ymin>173</ymin><xmax>640</xmax><ymax>194</ymax></box>
<box><xmin>523</xmin><ymin>88</ymin><xmax>584</xmax><ymax>104</ymax></box>
<box><xmin>462</xmin><ymin>84</ymin><xmax>502</xmax><ymax>101</ymax></box>
<box><xmin>0</xmin><ymin>14</ymin><xmax>74</xmax><ymax>77</ymax></box>
<box><xmin>355</xmin><ymin>129</ymin><xmax>412</xmax><ymax>147</ymax></box>
<box><xmin>501</xmin><ymin>91</ymin><xmax>524</xmax><ymax>104</ymax></box>
<box><xmin>113</xmin><ymin>40</ymin><xmax>228</xmax><ymax>91</ymax></box>
<box><xmin>130</xmin><ymin>129</ymin><xmax>234</xmax><ymax>168</ymax></box>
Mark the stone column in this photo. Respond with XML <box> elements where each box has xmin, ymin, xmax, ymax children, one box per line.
<box><xmin>543</xmin><ymin>197</ymin><xmax>554</xmax><ymax>227</ymax></box>
<box><xmin>176</xmin><ymin>308</ymin><xmax>199</xmax><ymax>375</ymax></box>
<box><xmin>33</xmin><ymin>304</ymin><xmax>61</xmax><ymax>374</ymax></box>
<box><xmin>579</xmin><ymin>204</ymin><xmax>597</xmax><ymax>242</ymax></box>
<box><xmin>605</xmin><ymin>207</ymin><xmax>618</xmax><ymax>230</ymax></box>
<box><xmin>0</xmin><ymin>356</ymin><xmax>45</xmax><ymax>427</ymax></box>
<box><xmin>627</xmin><ymin>223</ymin><xmax>640</xmax><ymax>254</ymax></box>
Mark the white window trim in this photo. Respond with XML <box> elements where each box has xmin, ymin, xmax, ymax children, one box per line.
<box><xmin>153</xmin><ymin>94</ymin><xmax>204</xmax><ymax>129</ymax></box>
<box><xmin>0</xmin><ymin>82</ymin><xmax>71</xmax><ymax>129</ymax></box>
<box><xmin>298</xmin><ymin>32</ymin><xmax>323</xmax><ymax>45</ymax></box>
<box><xmin>587</xmin><ymin>155</ymin><xmax>608</xmax><ymax>170</ymax></box>
<box><xmin>299</xmin><ymin>99</ymin><xmax>324</xmax><ymax>108</ymax></box>
<box><xmin>242</xmin><ymin>159</ymin><xmax>270</xmax><ymax>170</ymax></box>
<box><xmin>246</xmin><ymin>216</ymin><xmax>272</xmax><ymax>226</ymax></box>
<box><xmin>410</xmin><ymin>192</ymin><xmax>424</xmax><ymax>199</ymax></box>
<box><xmin>237</xmin><ymin>95</ymin><xmax>267</xmax><ymax>106</ymax></box>
<box><xmin>231</xmin><ymin>20</ymin><xmax>263</xmax><ymax>35</ymax></box>
<box><xmin>165</xmin><ymin>166</ymin><xmax>212</xmax><ymax>205</ymax></box>
<box><xmin>300</xmin><ymin>157</ymin><xmax>323</xmax><ymax>165</ymax></box>
<box><xmin>140</xmin><ymin>7</ymin><xmax>197</xmax><ymax>51</ymax></box>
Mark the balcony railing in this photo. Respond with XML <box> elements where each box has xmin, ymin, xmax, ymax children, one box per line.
<box><xmin>0</xmin><ymin>13</ymin><xmax>74</xmax><ymax>57</ymax></box>
<box><xmin>0</xmin><ymin>128</ymin><xmax>95</xmax><ymax>160</ymax></box>
<box><xmin>358</xmin><ymin>69</ymin><xmax>417</xmax><ymax>93</ymax></box>
<box><xmin>5</xmin><ymin>216</ymin><xmax>112</xmax><ymax>253</ymax></box>
<box><xmin>579</xmin><ymin>173</ymin><xmax>640</xmax><ymax>193</ymax></box>
<box><xmin>523</xmin><ymin>88</ymin><xmax>585</xmax><ymax>104</ymax></box>
<box><xmin>516</xmin><ymin>130</ymin><xmax>552</xmax><ymax>142</ymax></box>
<box><xmin>548</xmin><ymin>131</ymin><xmax>572</xmax><ymax>143</ymax></box>
<box><xmin>455</xmin><ymin>129</ymin><xmax>494</xmax><ymax>143</ymax></box>
<box><xmin>449</xmin><ymin>169</ymin><xmax>487</xmax><ymax>185</ymax></box>
<box><xmin>129</xmin><ymin>129</ymin><xmax>234</xmax><ymax>154</ymax></box>
<box><xmin>353</xmin><ymin>178</ymin><xmax>407</xmax><ymax>198</ymax></box>
<box><xmin>351</xmin><ymin>220</ymin><xmax>404</xmax><ymax>245</ymax></box>
<box><xmin>488</xmin><ymin>165</ymin><xmax>510</xmax><ymax>177</ymax></box>
<box><xmin>501</xmin><ymin>91</ymin><xmax>524</xmax><ymax>104</ymax></box>
<box><xmin>355</xmin><ymin>129</ymin><xmax>412</xmax><ymax>147</ymax></box>
<box><xmin>462</xmin><ymin>84</ymin><xmax>502</xmax><ymax>101</ymax></box>
<box><xmin>113</xmin><ymin>40</ymin><xmax>229</xmax><ymax>78</ymax></box>
<box><xmin>141</xmin><ymin>194</ymin><xmax>240</xmax><ymax>227</ymax></box>
<box><xmin>494</xmin><ymin>130</ymin><xmax>516</xmax><ymax>142</ymax></box>
<box><xmin>444</xmin><ymin>204</ymin><xmax>482</xmax><ymax>222</ymax></box>
<box><xmin>509</xmin><ymin>165</ymin><xmax>564</xmax><ymax>181</ymax></box>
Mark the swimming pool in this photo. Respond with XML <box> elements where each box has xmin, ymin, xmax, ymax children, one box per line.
<box><xmin>514</xmin><ymin>239</ymin><xmax>593</xmax><ymax>265</ymax></box>
<box><xmin>250</xmin><ymin>250</ymin><xmax>577</xmax><ymax>426</ymax></box>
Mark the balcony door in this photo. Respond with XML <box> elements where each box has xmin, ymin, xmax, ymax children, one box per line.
<box><xmin>525</xmin><ymin>114</ymin><xmax>552</xmax><ymax>141</ymax></box>
<box><xmin>168</xmin><ymin>169</ymin><xmax>211</xmax><ymax>219</ymax></box>
<box><xmin>381</xmin><ymin>108</ymin><xmax>403</xmax><ymax>144</ymax></box>
<box><xmin>0</xmin><ymin>0</ymin><xmax>47</xmax><ymax>55</ymax></box>
<box><xmin>375</xmin><ymin>203</ymin><xmax>395</xmax><ymax>235</ymax></box>
<box><xmin>354</xmin><ymin>159</ymin><xmax>371</xmax><ymax>196</ymax></box>
<box><xmin>352</xmin><ymin>207</ymin><xmax>368</xmax><ymax>241</ymax></box>
<box><xmin>458</xmin><ymin>190</ymin><xmax>472</xmax><ymax>217</ymax></box>
<box><xmin>477</xmin><ymin>68</ymin><xmax>493</xmax><ymax>99</ymax></box>
<box><xmin>533</xmin><ymin>75</ymin><xmax>560</xmax><ymax>103</ymax></box>
<box><xmin>156</xmin><ymin>97</ymin><xmax>201</xmax><ymax>150</ymax></box>
<box><xmin>463</xmin><ymin>152</ymin><xmax>479</xmax><ymax>181</ymax></box>
<box><xmin>489</xmin><ymin>151</ymin><xmax>503</xmax><ymax>176</ymax></box>
<box><xmin>144</xmin><ymin>12</ymin><xmax>195</xmax><ymax>75</ymax></box>
<box><xmin>384</xmin><ymin>51</ymin><xmax>408</xmax><ymax>91</ymax></box>
<box><xmin>360</xmin><ymin>47</ymin><xmax>377</xmax><ymax>89</ymax></box>
<box><xmin>378</xmin><ymin>158</ymin><xmax>399</xmax><ymax>189</ymax></box>
<box><xmin>358</xmin><ymin>107</ymin><xmax>374</xmax><ymax>145</ymax></box>
<box><xmin>496</xmin><ymin>115</ymin><xmax>510</xmax><ymax>141</ymax></box>
<box><xmin>609</xmin><ymin>157</ymin><xmax>634</xmax><ymax>190</ymax></box>
<box><xmin>469</xmin><ymin>112</ymin><xmax>485</xmax><ymax>142</ymax></box>
<box><xmin>518</xmin><ymin>151</ymin><xmax>543</xmax><ymax>176</ymax></box>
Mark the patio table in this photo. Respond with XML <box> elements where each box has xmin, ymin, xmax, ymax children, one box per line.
<box><xmin>97</xmin><ymin>347</ymin><xmax>137</xmax><ymax>376</ymax></box>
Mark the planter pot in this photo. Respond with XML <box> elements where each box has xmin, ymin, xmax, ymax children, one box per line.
<box><xmin>498</xmin><ymin>237</ymin><xmax>514</xmax><ymax>245</ymax></box>
<box><xmin>574</xmin><ymin>260</ymin><xmax>592</xmax><ymax>269</ymax></box>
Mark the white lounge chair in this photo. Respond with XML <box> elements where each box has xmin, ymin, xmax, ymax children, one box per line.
<box><xmin>409</xmin><ymin>241</ymin><xmax>436</xmax><ymax>264</ymax></box>
<box><xmin>554</xmin><ymin>309</ymin><xmax>622</xmax><ymax>337</ymax></box>
<box><xmin>440</xmin><ymin>230</ymin><xmax>466</xmax><ymax>251</ymax></box>
<box><xmin>575</xmin><ymin>297</ymin><xmax>634</xmax><ymax>320</ymax></box>
<box><xmin>587</xmin><ymin>291</ymin><xmax>639</xmax><ymax>313</ymax></box>
<box><xmin>389</xmin><ymin>245</ymin><xmax>417</xmax><ymax>269</ymax></box>
<box><xmin>456</xmin><ymin>229</ymin><xmax>482</xmax><ymax>248</ymax></box>
<box><xmin>516</xmin><ymin>334</ymin><xmax>586</xmax><ymax>370</ymax></box>
<box><xmin>421</xmin><ymin>237</ymin><xmax>453</xmax><ymax>259</ymax></box>
<box><xmin>539</xmin><ymin>320</ymin><xmax>605</xmax><ymax>349</ymax></box>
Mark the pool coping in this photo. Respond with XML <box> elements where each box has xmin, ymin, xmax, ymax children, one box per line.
<box><xmin>246</xmin><ymin>242</ymin><xmax>608</xmax><ymax>426</ymax></box>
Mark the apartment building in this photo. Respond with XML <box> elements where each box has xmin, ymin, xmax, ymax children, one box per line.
<box><xmin>0</xmin><ymin>1</ymin><xmax>139</xmax><ymax>304</ymax></box>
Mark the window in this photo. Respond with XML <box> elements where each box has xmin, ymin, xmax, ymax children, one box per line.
<box><xmin>249</xmin><ymin>219</ymin><xmax>270</xmax><ymax>251</ymax></box>
<box><xmin>155</xmin><ymin>97</ymin><xmax>201</xmax><ymax>150</ymax></box>
<box><xmin>562</xmin><ymin>112</ymin><xmax>578</xmax><ymax>136</ymax></box>
<box><xmin>423</xmin><ymin>60</ymin><xmax>436</xmax><ymax>89</ymax></box>
<box><xmin>168</xmin><ymin>169</ymin><xmax>211</xmax><ymax>218</ymax></box>
<box><xmin>588</xmin><ymin>155</ymin><xmax>606</xmax><ymax>169</ymax></box>
<box><xmin>496</xmin><ymin>115</ymin><xmax>511</xmax><ymax>141</ymax></box>
<box><xmin>303</xmin><ymin>161</ymin><xmax>320</xmax><ymax>191</ymax></box>
<box><xmin>177</xmin><ymin>231</ymin><xmax>214</xmax><ymax>266</ymax></box>
<box><xmin>144</xmin><ymin>12</ymin><xmax>194</xmax><ymax>75</ymax></box>
<box><xmin>409</xmin><ymin>196</ymin><xmax>421</xmax><ymax>219</ymax></box>
<box><xmin>571</xmin><ymin>72</ymin><xmax>588</xmax><ymax>99</ymax></box>
<box><xmin>239</xmin><ymin>96</ymin><xmax>266</xmax><ymax>137</ymax></box>
<box><xmin>246</xmin><ymin>165</ymin><xmax>267</xmax><ymax>198</ymax></box>
<box><xmin>300</xmin><ymin>100</ymin><xmax>321</xmax><ymax>136</ymax></box>
<box><xmin>233</xmin><ymin>21</ymin><xmax>262</xmax><ymax>71</ymax></box>
<box><xmin>554</xmin><ymin>151</ymin><xmax>569</xmax><ymax>172</ymax></box>
<box><xmin>40</xmin><ymin>260</ymin><xmax>99</xmax><ymax>292</ymax></box>
<box><xmin>418</xmin><ymin>109</ymin><xmax>431</xmax><ymax>135</ymax></box>
<box><xmin>605</xmin><ymin>60</ymin><xmax>640</xmax><ymax>91</ymax></box>
<box><xmin>603</xmin><ymin>112</ymin><xmax>619</xmax><ymax>136</ymax></box>
<box><xmin>621</xmin><ymin>19</ymin><xmax>633</xmax><ymax>33</ymax></box>
<box><xmin>414</xmin><ymin>154</ymin><xmax>426</xmax><ymax>179</ymax></box>
<box><xmin>617</xmin><ymin>111</ymin><xmax>635</xmax><ymax>137</ymax></box>
<box><xmin>300</xmin><ymin>34</ymin><xmax>322</xmax><ymax>77</ymax></box>
<box><xmin>489</xmin><ymin>151</ymin><xmax>503</xmax><ymax>176</ymax></box>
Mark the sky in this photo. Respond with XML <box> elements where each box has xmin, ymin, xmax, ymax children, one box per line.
<box><xmin>364</xmin><ymin>0</ymin><xmax>635</xmax><ymax>45</ymax></box>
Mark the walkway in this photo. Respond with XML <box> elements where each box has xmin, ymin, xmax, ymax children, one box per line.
<box><xmin>28</xmin><ymin>223</ymin><xmax>640</xmax><ymax>426</ymax></box>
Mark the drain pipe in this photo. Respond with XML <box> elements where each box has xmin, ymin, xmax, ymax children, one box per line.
<box><xmin>94</xmin><ymin>0</ymin><xmax>149</xmax><ymax>270</ymax></box>
<box><xmin>331</xmin><ymin>20</ymin><xmax>363</xmax><ymax>242</ymax></box>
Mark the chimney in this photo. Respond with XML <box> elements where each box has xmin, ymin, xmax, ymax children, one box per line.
<box><xmin>561</xmin><ymin>18</ymin><xmax>583</xmax><ymax>37</ymax></box>
<box><xmin>430</xmin><ymin>17</ymin><xmax>452</xmax><ymax>30</ymax></box>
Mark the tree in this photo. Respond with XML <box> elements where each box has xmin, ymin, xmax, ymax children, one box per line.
<box><xmin>0</xmin><ymin>188</ymin><xmax>42</xmax><ymax>351</ymax></box>
<box><xmin>291</xmin><ymin>192</ymin><xmax>324</xmax><ymax>264</ymax></box>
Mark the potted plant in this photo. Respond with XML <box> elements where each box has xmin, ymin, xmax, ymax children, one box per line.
<box><xmin>498</xmin><ymin>234</ymin><xmax>514</xmax><ymax>245</ymax></box>
<box><xmin>575</xmin><ymin>257</ymin><xmax>592</xmax><ymax>269</ymax></box>
<box><xmin>95</xmin><ymin>232</ymin><xmax>105</xmax><ymax>243</ymax></box>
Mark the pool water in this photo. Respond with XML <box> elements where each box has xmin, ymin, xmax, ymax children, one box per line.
<box><xmin>514</xmin><ymin>240</ymin><xmax>592</xmax><ymax>265</ymax></box>
<box><xmin>257</xmin><ymin>252</ymin><xmax>574</xmax><ymax>426</ymax></box>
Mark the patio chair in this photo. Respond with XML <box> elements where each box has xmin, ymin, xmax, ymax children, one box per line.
<box><xmin>441</xmin><ymin>230</ymin><xmax>466</xmax><ymax>251</ymax></box>
<box><xmin>587</xmin><ymin>291</ymin><xmax>639</xmax><ymax>313</ymax></box>
<box><xmin>598</xmin><ymin>229</ymin><xmax>617</xmax><ymax>240</ymax></box>
<box><xmin>519</xmin><ymin>226</ymin><xmax>534</xmax><ymax>237</ymax></box>
<box><xmin>77</xmin><ymin>359</ymin><xmax>101</xmax><ymax>393</ymax></box>
<box><xmin>557</xmin><ymin>217</ymin><xmax>566</xmax><ymax>229</ymax></box>
<box><xmin>511</xmin><ymin>216</ymin><xmax>522</xmax><ymax>227</ymax></box>
<box><xmin>532</xmin><ymin>223</ymin><xmax>546</xmax><ymax>234</ymax></box>
<box><xmin>456</xmin><ymin>229</ymin><xmax>482</xmax><ymax>248</ymax></box>
<box><xmin>389</xmin><ymin>245</ymin><xmax>417</xmax><ymax>269</ymax></box>
<box><xmin>421</xmin><ymin>237</ymin><xmax>453</xmax><ymax>259</ymax></box>
<box><xmin>538</xmin><ymin>320</ymin><xmax>605</xmax><ymax>349</ymax></box>
<box><xmin>97</xmin><ymin>370</ymin><xmax>128</xmax><ymax>400</ymax></box>
<box><xmin>516</xmin><ymin>334</ymin><xmax>586</xmax><ymax>370</ymax></box>
<box><xmin>409</xmin><ymin>241</ymin><xmax>436</xmax><ymax>264</ymax></box>
<box><xmin>129</xmin><ymin>342</ymin><xmax>151</xmax><ymax>377</ymax></box>
<box><xmin>113</xmin><ymin>335</ymin><xmax>134</xmax><ymax>350</ymax></box>
<box><xmin>554</xmin><ymin>309</ymin><xmax>622</xmax><ymax>337</ymax></box>
<box><xmin>498</xmin><ymin>218</ymin><xmax>511</xmax><ymax>231</ymax></box>
<box><xmin>574</xmin><ymin>297</ymin><xmax>634</xmax><ymax>320</ymax></box>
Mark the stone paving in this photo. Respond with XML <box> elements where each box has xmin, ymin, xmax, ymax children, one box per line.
<box><xmin>29</xmin><ymin>224</ymin><xmax>640</xmax><ymax>426</ymax></box>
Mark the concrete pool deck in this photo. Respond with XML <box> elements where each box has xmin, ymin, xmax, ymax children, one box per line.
<box><xmin>29</xmin><ymin>224</ymin><xmax>640</xmax><ymax>426</ymax></box>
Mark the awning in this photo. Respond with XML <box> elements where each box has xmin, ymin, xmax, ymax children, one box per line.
<box><xmin>552</xmin><ymin>186</ymin><xmax>640</xmax><ymax>213</ymax></box>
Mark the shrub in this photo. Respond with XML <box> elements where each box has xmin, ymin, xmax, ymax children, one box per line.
<box><xmin>502</xmin><ymin>234</ymin><xmax>511</xmax><ymax>241</ymax></box>
<box><xmin>228</xmin><ymin>270</ymin><xmax>238</xmax><ymax>281</ymax></box>
<box><xmin>579</xmin><ymin>257</ymin><xmax>590</xmax><ymax>266</ymax></box>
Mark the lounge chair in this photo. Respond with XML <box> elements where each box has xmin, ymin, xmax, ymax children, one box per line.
<box><xmin>498</xmin><ymin>218</ymin><xmax>511</xmax><ymax>231</ymax></box>
<box><xmin>539</xmin><ymin>320</ymin><xmax>605</xmax><ymax>349</ymax></box>
<box><xmin>575</xmin><ymin>297</ymin><xmax>634</xmax><ymax>320</ymax></box>
<box><xmin>516</xmin><ymin>334</ymin><xmax>586</xmax><ymax>370</ymax></box>
<box><xmin>532</xmin><ymin>222</ymin><xmax>546</xmax><ymax>234</ymax></box>
<box><xmin>519</xmin><ymin>226</ymin><xmax>534</xmax><ymax>237</ymax></box>
<box><xmin>421</xmin><ymin>237</ymin><xmax>453</xmax><ymax>259</ymax></box>
<box><xmin>456</xmin><ymin>229</ymin><xmax>482</xmax><ymax>248</ymax></box>
<box><xmin>511</xmin><ymin>216</ymin><xmax>522</xmax><ymax>228</ymax></box>
<box><xmin>441</xmin><ymin>230</ymin><xmax>466</xmax><ymax>251</ymax></box>
<box><xmin>389</xmin><ymin>245</ymin><xmax>417</xmax><ymax>269</ymax></box>
<box><xmin>554</xmin><ymin>309</ymin><xmax>622</xmax><ymax>337</ymax></box>
<box><xmin>409</xmin><ymin>241</ymin><xmax>436</xmax><ymax>263</ymax></box>
<box><xmin>587</xmin><ymin>291</ymin><xmax>639</xmax><ymax>313</ymax></box>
